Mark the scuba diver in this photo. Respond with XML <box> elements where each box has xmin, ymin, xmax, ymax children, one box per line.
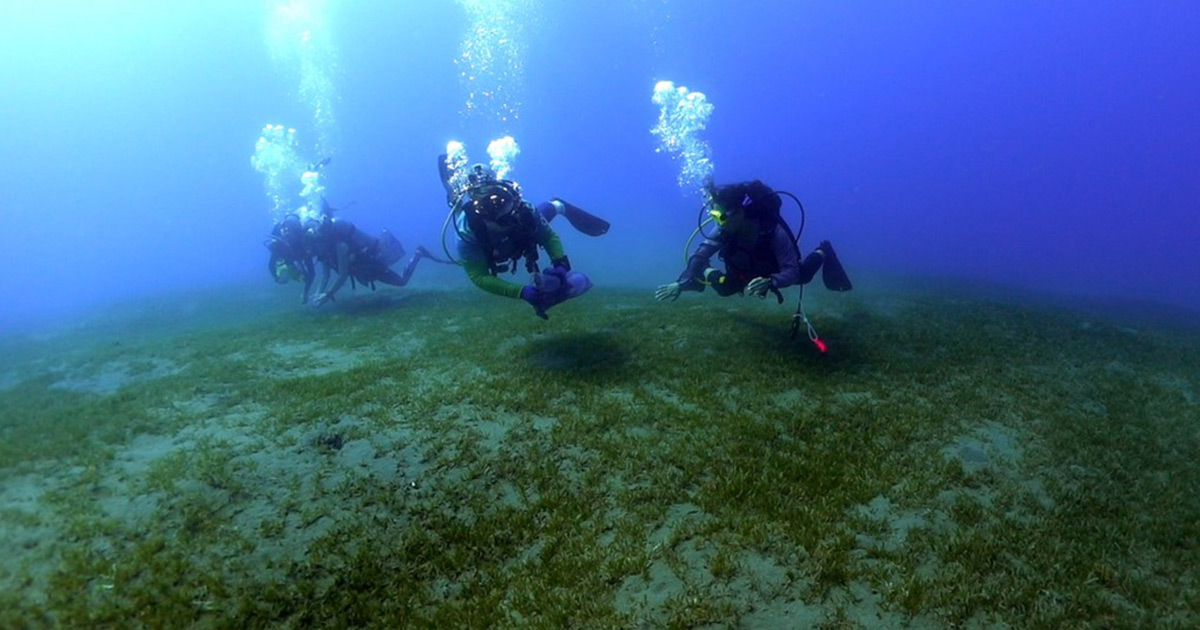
<box><xmin>437</xmin><ymin>156</ymin><xmax>610</xmax><ymax>319</ymax></box>
<box><xmin>305</xmin><ymin>200</ymin><xmax>440</xmax><ymax>307</ymax></box>
<box><xmin>265</xmin><ymin>214</ymin><xmax>317</xmax><ymax>304</ymax></box>
<box><xmin>654</xmin><ymin>180</ymin><xmax>852</xmax><ymax>347</ymax></box>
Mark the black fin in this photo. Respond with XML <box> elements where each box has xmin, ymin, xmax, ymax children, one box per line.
<box><xmin>820</xmin><ymin>241</ymin><xmax>852</xmax><ymax>291</ymax></box>
<box><xmin>554</xmin><ymin>198</ymin><xmax>610</xmax><ymax>236</ymax></box>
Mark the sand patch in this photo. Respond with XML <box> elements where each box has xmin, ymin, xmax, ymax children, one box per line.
<box><xmin>600</xmin><ymin>387</ymin><xmax>636</xmax><ymax>409</ymax></box>
<box><xmin>263</xmin><ymin>341</ymin><xmax>364</xmax><ymax>378</ymax></box>
<box><xmin>737</xmin><ymin>599</ymin><xmax>825</xmax><ymax>628</ymax></box>
<box><xmin>772</xmin><ymin>388</ymin><xmax>821</xmax><ymax>418</ymax></box>
<box><xmin>1153</xmin><ymin>374</ymin><xmax>1196</xmax><ymax>406</ymax></box>
<box><xmin>0</xmin><ymin>370</ymin><xmax>20</xmax><ymax>392</ymax></box>
<box><xmin>0</xmin><ymin>474</ymin><xmax>60</xmax><ymax>590</ymax></box>
<box><xmin>51</xmin><ymin>357</ymin><xmax>181</xmax><ymax>395</ymax></box>
<box><xmin>852</xmin><ymin>494</ymin><xmax>930</xmax><ymax>553</ymax></box>
<box><xmin>647</xmin><ymin>503</ymin><xmax>711</xmax><ymax>547</ymax></box>
<box><xmin>168</xmin><ymin>393</ymin><xmax>222</xmax><ymax>417</ymax></box>
<box><xmin>641</xmin><ymin>382</ymin><xmax>701</xmax><ymax>414</ymax></box>
<box><xmin>942</xmin><ymin>421</ymin><xmax>1023</xmax><ymax>474</ymax></box>
<box><xmin>385</xmin><ymin>331</ymin><xmax>427</xmax><ymax>358</ymax></box>
<box><xmin>834</xmin><ymin>390</ymin><xmax>881</xmax><ymax>408</ymax></box>
<box><xmin>0</xmin><ymin>474</ymin><xmax>56</xmax><ymax>541</ymax></box>
<box><xmin>114</xmin><ymin>433</ymin><xmax>180</xmax><ymax>478</ymax></box>
<box><xmin>614</xmin><ymin>559</ymin><xmax>686</xmax><ymax>615</ymax></box>
<box><xmin>494</xmin><ymin>334</ymin><xmax>529</xmax><ymax>356</ymax></box>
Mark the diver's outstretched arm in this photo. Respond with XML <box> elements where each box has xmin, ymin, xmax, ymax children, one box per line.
<box><xmin>313</xmin><ymin>243</ymin><xmax>351</xmax><ymax>306</ymax></box>
<box><xmin>678</xmin><ymin>242</ymin><xmax>720</xmax><ymax>289</ymax></box>
<box><xmin>655</xmin><ymin>282</ymin><xmax>683</xmax><ymax>302</ymax></box>
<box><xmin>301</xmin><ymin>260</ymin><xmax>316</xmax><ymax>304</ymax></box>
<box><xmin>325</xmin><ymin>242</ymin><xmax>352</xmax><ymax>298</ymax></box>
<box><xmin>317</xmin><ymin>264</ymin><xmax>331</xmax><ymax>295</ymax></box>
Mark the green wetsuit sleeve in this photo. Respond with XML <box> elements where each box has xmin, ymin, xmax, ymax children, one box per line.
<box><xmin>461</xmin><ymin>256</ymin><xmax>524</xmax><ymax>299</ymax></box>
<box><xmin>538</xmin><ymin>223</ymin><xmax>566</xmax><ymax>262</ymax></box>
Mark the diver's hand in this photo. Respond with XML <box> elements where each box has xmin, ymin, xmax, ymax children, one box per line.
<box><xmin>655</xmin><ymin>282</ymin><xmax>682</xmax><ymax>302</ymax></box>
<box><xmin>746</xmin><ymin>277</ymin><xmax>773</xmax><ymax>298</ymax></box>
<box><xmin>311</xmin><ymin>292</ymin><xmax>332</xmax><ymax>307</ymax></box>
<box><xmin>534</xmin><ymin>269</ymin><xmax>564</xmax><ymax>295</ymax></box>
<box><xmin>521</xmin><ymin>285</ymin><xmax>550</xmax><ymax>320</ymax></box>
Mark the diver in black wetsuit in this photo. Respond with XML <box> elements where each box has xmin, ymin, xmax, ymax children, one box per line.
<box><xmin>656</xmin><ymin>180</ymin><xmax>851</xmax><ymax>302</ymax></box>
<box><xmin>655</xmin><ymin>180</ymin><xmax>853</xmax><ymax>348</ymax></box>
<box><xmin>265</xmin><ymin>214</ymin><xmax>317</xmax><ymax>304</ymax></box>
<box><xmin>304</xmin><ymin>210</ymin><xmax>437</xmax><ymax>307</ymax></box>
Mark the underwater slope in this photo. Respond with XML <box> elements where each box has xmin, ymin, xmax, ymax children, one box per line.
<box><xmin>1</xmin><ymin>285</ymin><xmax>1197</xmax><ymax>628</ymax></box>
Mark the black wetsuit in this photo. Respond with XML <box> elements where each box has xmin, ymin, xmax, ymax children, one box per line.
<box><xmin>678</xmin><ymin>221</ymin><xmax>823</xmax><ymax>297</ymax></box>
<box><xmin>311</xmin><ymin>218</ymin><xmax>420</xmax><ymax>291</ymax></box>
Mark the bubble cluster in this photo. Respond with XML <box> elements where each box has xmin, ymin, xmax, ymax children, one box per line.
<box><xmin>651</xmin><ymin>80</ymin><xmax>715</xmax><ymax>197</ymax></box>
<box><xmin>297</xmin><ymin>169</ymin><xmax>326</xmax><ymax>224</ymax></box>
<box><xmin>443</xmin><ymin>136</ymin><xmax>521</xmax><ymax>200</ymax></box>
<box><xmin>251</xmin><ymin>124</ymin><xmax>305</xmax><ymax>222</ymax></box>
<box><xmin>455</xmin><ymin>0</ymin><xmax>537</xmax><ymax>126</ymax></box>
<box><xmin>444</xmin><ymin>140</ymin><xmax>471</xmax><ymax>199</ymax></box>
<box><xmin>487</xmin><ymin>135</ymin><xmax>521</xmax><ymax>180</ymax></box>
<box><xmin>267</xmin><ymin>0</ymin><xmax>339</xmax><ymax>158</ymax></box>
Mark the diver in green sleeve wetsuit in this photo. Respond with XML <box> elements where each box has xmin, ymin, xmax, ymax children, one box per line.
<box><xmin>442</xmin><ymin>161</ymin><xmax>608</xmax><ymax>319</ymax></box>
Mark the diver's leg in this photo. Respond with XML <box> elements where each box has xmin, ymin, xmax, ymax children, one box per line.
<box><xmin>381</xmin><ymin>247</ymin><xmax>433</xmax><ymax>287</ymax></box>
<box><xmin>352</xmin><ymin>256</ymin><xmax>405</xmax><ymax>288</ymax></box>
<box><xmin>798</xmin><ymin>250</ymin><xmax>825</xmax><ymax>284</ymax></box>
<box><xmin>537</xmin><ymin>201</ymin><xmax>558</xmax><ymax>223</ymax></box>
<box><xmin>375</xmin><ymin>269</ymin><xmax>406</xmax><ymax>287</ymax></box>
<box><xmin>377</xmin><ymin>230</ymin><xmax>406</xmax><ymax>266</ymax></box>
<box><xmin>539</xmin><ymin>198</ymin><xmax>611</xmax><ymax>236</ymax></box>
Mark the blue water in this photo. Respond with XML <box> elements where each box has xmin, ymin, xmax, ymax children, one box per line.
<box><xmin>1</xmin><ymin>0</ymin><xmax>1197</xmax><ymax>332</ymax></box>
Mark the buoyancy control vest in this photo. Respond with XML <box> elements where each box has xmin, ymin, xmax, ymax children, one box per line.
<box><xmin>459</xmin><ymin>190</ymin><xmax>543</xmax><ymax>276</ymax></box>
<box><xmin>713</xmin><ymin>180</ymin><xmax>797</xmax><ymax>281</ymax></box>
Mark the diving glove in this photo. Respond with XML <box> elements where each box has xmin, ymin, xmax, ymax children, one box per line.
<box><xmin>655</xmin><ymin>282</ymin><xmax>682</xmax><ymax>302</ymax></box>
<box><xmin>521</xmin><ymin>285</ymin><xmax>551</xmax><ymax>320</ymax></box>
<box><xmin>746</xmin><ymin>276</ymin><xmax>773</xmax><ymax>298</ymax></box>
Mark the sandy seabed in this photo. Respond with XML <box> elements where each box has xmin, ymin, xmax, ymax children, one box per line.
<box><xmin>2</xmin><ymin>281</ymin><xmax>1198</xmax><ymax>629</ymax></box>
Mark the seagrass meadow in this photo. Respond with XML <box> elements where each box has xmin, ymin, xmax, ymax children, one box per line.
<box><xmin>1</xmin><ymin>282</ymin><xmax>1198</xmax><ymax>629</ymax></box>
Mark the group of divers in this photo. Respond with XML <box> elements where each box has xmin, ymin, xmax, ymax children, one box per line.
<box><xmin>265</xmin><ymin>154</ymin><xmax>852</xmax><ymax>342</ymax></box>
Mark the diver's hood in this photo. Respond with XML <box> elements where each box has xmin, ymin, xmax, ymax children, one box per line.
<box><xmin>264</xmin><ymin>235</ymin><xmax>296</xmax><ymax>258</ymax></box>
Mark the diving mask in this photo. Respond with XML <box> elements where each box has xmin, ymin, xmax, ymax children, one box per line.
<box><xmin>708</xmin><ymin>203</ymin><xmax>730</xmax><ymax>227</ymax></box>
<box><xmin>469</xmin><ymin>183</ymin><xmax>519</xmax><ymax>221</ymax></box>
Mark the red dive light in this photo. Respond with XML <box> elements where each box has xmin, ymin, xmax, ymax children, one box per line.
<box><xmin>813</xmin><ymin>338</ymin><xmax>828</xmax><ymax>354</ymax></box>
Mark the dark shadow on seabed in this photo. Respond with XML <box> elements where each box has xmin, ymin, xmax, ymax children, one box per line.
<box><xmin>520</xmin><ymin>330</ymin><xmax>634</xmax><ymax>384</ymax></box>
<box><xmin>309</xmin><ymin>291</ymin><xmax>419</xmax><ymax>315</ymax></box>
<box><xmin>724</xmin><ymin>306</ymin><xmax>873</xmax><ymax>380</ymax></box>
<box><xmin>301</xmin><ymin>289</ymin><xmax>481</xmax><ymax>319</ymax></box>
